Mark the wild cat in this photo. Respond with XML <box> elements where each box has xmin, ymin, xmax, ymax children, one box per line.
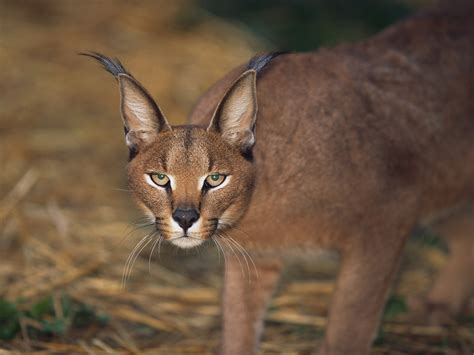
<box><xmin>83</xmin><ymin>1</ymin><xmax>473</xmax><ymax>353</ymax></box>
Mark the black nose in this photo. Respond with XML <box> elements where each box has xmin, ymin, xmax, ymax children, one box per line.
<box><xmin>172</xmin><ymin>208</ymin><xmax>199</xmax><ymax>231</ymax></box>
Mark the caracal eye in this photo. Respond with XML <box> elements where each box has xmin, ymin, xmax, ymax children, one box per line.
<box><xmin>205</xmin><ymin>173</ymin><xmax>226</xmax><ymax>187</ymax></box>
<box><xmin>150</xmin><ymin>173</ymin><xmax>170</xmax><ymax>187</ymax></box>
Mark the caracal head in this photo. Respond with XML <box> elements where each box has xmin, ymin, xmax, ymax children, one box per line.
<box><xmin>85</xmin><ymin>53</ymin><xmax>257</xmax><ymax>248</ymax></box>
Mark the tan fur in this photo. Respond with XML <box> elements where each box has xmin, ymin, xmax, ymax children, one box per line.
<box><xmin>90</xmin><ymin>2</ymin><xmax>473</xmax><ymax>354</ymax></box>
<box><xmin>188</xmin><ymin>3</ymin><xmax>474</xmax><ymax>354</ymax></box>
<box><xmin>129</xmin><ymin>127</ymin><xmax>255</xmax><ymax>233</ymax></box>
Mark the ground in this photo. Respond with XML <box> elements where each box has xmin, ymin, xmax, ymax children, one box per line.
<box><xmin>0</xmin><ymin>0</ymin><xmax>472</xmax><ymax>353</ymax></box>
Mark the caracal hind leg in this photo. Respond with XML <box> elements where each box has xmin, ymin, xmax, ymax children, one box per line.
<box><xmin>424</xmin><ymin>207</ymin><xmax>474</xmax><ymax>324</ymax></box>
<box><xmin>319</xmin><ymin>226</ymin><xmax>411</xmax><ymax>355</ymax></box>
<box><xmin>220</xmin><ymin>255</ymin><xmax>283</xmax><ymax>355</ymax></box>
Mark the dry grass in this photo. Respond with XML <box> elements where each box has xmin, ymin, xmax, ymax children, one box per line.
<box><xmin>0</xmin><ymin>0</ymin><xmax>472</xmax><ymax>353</ymax></box>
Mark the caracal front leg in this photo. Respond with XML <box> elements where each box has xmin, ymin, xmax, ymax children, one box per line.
<box><xmin>425</xmin><ymin>207</ymin><xmax>474</xmax><ymax>323</ymax></box>
<box><xmin>319</xmin><ymin>227</ymin><xmax>411</xmax><ymax>355</ymax></box>
<box><xmin>221</xmin><ymin>255</ymin><xmax>283</xmax><ymax>355</ymax></box>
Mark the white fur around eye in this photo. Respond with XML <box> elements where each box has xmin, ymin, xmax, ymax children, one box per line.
<box><xmin>197</xmin><ymin>175</ymin><xmax>207</xmax><ymax>190</ymax></box>
<box><xmin>168</xmin><ymin>175</ymin><xmax>176</xmax><ymax>190</ymax></box>
<box><xmin>145</xmin><ymin>174</ymin><xmax>176</xmax><ymax>190</ymax></box>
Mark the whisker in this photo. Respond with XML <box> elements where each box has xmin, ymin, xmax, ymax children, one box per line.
<box><xmin>122</xmin><ymin>233</ymin><xmax>154</xmax><ymax>289</ymax></box>
<box><xmin>220</xmin><ymin>223</ymin><xmax>252</xmax><ymax>240</ymax></box>
<box><xmin>220</xmin><ymin>235</ymin><xmax>246</xmax><ymax>280</ymax></box>
<box><xmin>225</xmin><ymin>234</ymin><xmax>259</xmax><ymax>283</ymax></box>
<box><xmin>157</xmin><ymin>234</ymin><xmax>165</xmax><ymax>260</ymax></box>
<box><xmin>133</xmin><ymin>222</ymin><xmax>155</xmax><ymax>228</ymax></box>
<box><xmin>131</xmin><ymin>216</ymin><xmax>155</xmax><ymax>225</ymax></box>
<box><xmin>221</xmin><ymin>232</ymin><xmax>251</xmax><ymax>283</ymax></box>
<box><xmin>120</xmin><ymin>222</ymin><xmax>155</xmax><ymax>245</ymax></box>
<box><xmin>124</xmin><ymin>236</ymin><xmax>154</xmax><ymax>287</ymax></box>
<box><xmin>211</xmin><ymin>236</ymin><xmax>222</xmax><ymax>263</ymax></box>
<box><xmin>148</xmin><ymin>233</ymin><xmax>161</xmax><ymax>276</ymax></box>
<box><xmin>195</xmin><ymin>238</ymin><xmax>209</xmax><ymax>258</ymax></box>
<box><xmin>212</xmin><ymin>235</ymin><xmax>228</xmax><ymax>277</ymax></box>
<box><xmin>122</xmin><ymin>233</ymin><xmax>152</xmax><ymax>283</ymax></box>
<box><xmin>212</xmin><ymin>237</ymin><xmax>221</xmax><ymax>263</ymax></box>
<box><xmin>110</xmin><ymin>187</ymin><xmax>131</xmax><ymax>192</ymax></box>
<box><xmin>122</xmin><ymin>236</ymin><xmax>150</xmax><ymax>288</ymax></box>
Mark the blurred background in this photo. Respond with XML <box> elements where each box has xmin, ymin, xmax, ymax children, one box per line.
<box><xmin>0</xmin><ymin>0</ymin><xmax>472</xmax><ymax>353</ymax></box>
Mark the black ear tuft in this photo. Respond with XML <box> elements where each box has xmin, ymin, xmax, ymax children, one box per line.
<box><xmin>80</xmin><ymin>52</ymin><xmax>131</xmax><ymax>78</ymax></box>
<box><xmin>247</xmin><ymin>51</ymin><xmax>288</xmax><ymax>74</ymax></box>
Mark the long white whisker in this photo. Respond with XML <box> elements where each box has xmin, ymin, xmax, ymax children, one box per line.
<box><xmin>222</xmin><ymin>233</ymin><xmax>252</xmax><ymax>283</ymax></box>
<box><xmin>226</xmin><ymin>236</ymin><xmax>251</xmax><ymax>283</ymax></box>
<box><xmin>124</xmin><ymin>237</ymin><xmax>153</xmax><ymax>287</ymax></box>
<box><xmin>226</xmin><ymin>234</ymin><xmax>259</xmax><ymax>283</ymax></box>
<box><xmin>213</xmin><ymin>235</ymin><xmax>228</xmax><ymax>277</ymax></box>
<box><xmin>157</xmin><ymin>234</ymin><xmax>165</xmax><ymax>260</ymax></box>
<box><xmin>123</xmin><ymin>237</ymin><xmax>150</xmax><ymax>287</ymax></box>
<box><xmin>118</xmin><ymin>220</ymin><xmax>154</xmax><ymax>248</ymax></box>
<box><xmin>122</xmin><ymin>233</ymin><xmax>154</xmax><ymax>289</ymax></box>
<box><xmin>148</xmin><ymin>233</ymin><xmax>161</xmax><ymax>276</ymax></box>
<box><xmin>220</xmin><ymin>223</ymin><xmax>253</xmax><ymax>242</ymax></box>
<box><xmin>220</xmin><ymin>235</ymin><xmax>246</xmax><ymax>280</ymax></box>
<box><xmin>211</xmin><ymin>237</ymin><xmax>222</xmax><ymax>263</ymax></box>
<box><xmin>122</xmin><ymin>234</ymin><xmax>152</xmax><ymax>286</ymax></box>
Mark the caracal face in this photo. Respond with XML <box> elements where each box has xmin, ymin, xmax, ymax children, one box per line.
<box><xmin>128</xmin><ymin>127</ymin><xmax>255</xmax><ymax>249</ymax></box>
<box><xmin>82</xmin><ymin>52</ymin><xmax>260</xmax><ymax>249</ymax></box>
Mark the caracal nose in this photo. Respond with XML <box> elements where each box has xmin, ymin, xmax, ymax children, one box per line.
<box><xmin>172</xmin><ymin>208</ymin><xmax>199</xmax><ymax>231</ymax></box>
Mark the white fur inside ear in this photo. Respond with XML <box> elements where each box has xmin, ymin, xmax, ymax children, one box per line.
<box><xmin>211</xmin><ymin>71</ymin><xmax>257</xmax><ymax>150</ymax></box>
<box><xmin>224</xmin><ymin>96</ymin><xmax>250</xmax><ymax>127</ymax></box>
<box><xmin>118</xmin><ymin>75</ymin><xmax>170</xmax><ymax>144</ymax></box>
<box><xmin>125</xmin><ymin>133</ymin><xmax>134</xmax><ymax>148</ymax></box>
<box><xmin>222</xmin><ymin>129</ymin><xmax>255</xmax><ymax>149</ymax></box>
<box><xmin>126</xmin><ymin>99</ymin><xmax>156</xmax><ymax>127</ymax></box>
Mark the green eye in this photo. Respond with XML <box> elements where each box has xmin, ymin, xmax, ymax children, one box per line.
<box><xmin>150</xmin><ymin>173</ymin><xmax>170</xmax><ymax>187</ymax></box>
<box><xmin>205</xmin><ymin>173</ymin><xmax>226</xmax><ymax>187</ymax></box>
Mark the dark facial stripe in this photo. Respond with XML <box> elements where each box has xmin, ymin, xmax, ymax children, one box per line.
<box><xmin>160</xmin><ymin>154</ymin><xmax>168</xmax><ymax>172</ymax></box>
<box><xmin>128</xmin><ymin>145</ymin><xmax>138</xmax><ymax>161</ymax></box>
<box><xmin>207</xmin><ymin>153</ymin><xmax>215</xmax><ymax>173</ymax></box>
<box><xmin>183</xmin><ymin>128</ymin><xmax>193</xmax><ymax>151</ymax></box>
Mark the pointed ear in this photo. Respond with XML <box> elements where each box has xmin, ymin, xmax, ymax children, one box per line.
<box><xmin>207</xmin><ymin>70</ymin><xmax>257</xmax><ymax>152</ymax></box>
<box><xmin>118</xmin><ymin>74</ymin><xmax>171</xmax><ymax>151</ymax></box>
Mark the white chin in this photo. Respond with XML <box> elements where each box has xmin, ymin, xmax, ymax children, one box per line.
<box><xmin>169</xmin><ymin>237</ymin><xmax>204</xmax><ymax>249</ymax></box>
